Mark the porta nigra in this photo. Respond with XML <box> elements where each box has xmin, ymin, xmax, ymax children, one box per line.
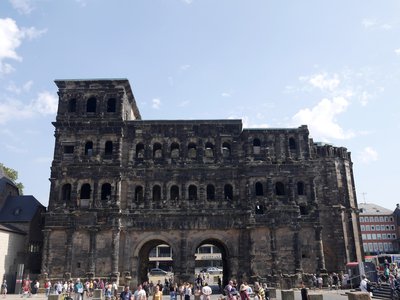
<box><xmin>42</xmin><ymin>79</ymin><xmax>363</xmax><ymax>288</ymax></box>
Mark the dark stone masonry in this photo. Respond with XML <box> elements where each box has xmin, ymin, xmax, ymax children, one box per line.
<box><xmin>42</xmin><ymin>79</ymin><xmax>363</xmax><ymax>287</ymax></box>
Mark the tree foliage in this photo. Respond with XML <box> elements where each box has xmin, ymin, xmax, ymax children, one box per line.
<box><xmin>0</xmin><ymin>163</ymin><xmax>24</xmax><ymax>195</ymax></box>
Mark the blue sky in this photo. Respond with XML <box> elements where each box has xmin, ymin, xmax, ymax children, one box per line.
<box><xmin>1</xmin><ymin>0</ymin><xmax>399</xmax><ymax>210</ymax></box>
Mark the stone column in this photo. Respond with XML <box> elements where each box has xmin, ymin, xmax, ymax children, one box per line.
<box><xmin>65</xmin><ymin>228</ymin><xmax>74</xmax><ymax>274</ymax></box>
<box><xmin>111</xmin><ymin>227</ymin><xmax>121</xmax><ymax>282</ymax></box>
<box><xmin>292</xmin><ymin>224</ymin><xmax>302</xmax><ymax>272</ymax></box>
<box><xmin>88</xmin><ymin>228</ymin><xmax>97</xmax><ymax>277</ymax></box>
<box><xmin>288</xmin><ymin>178</ymin><xmax>295</xmax><ymax>204</ymax></box>
<box><xmin>270</xmin><ymin>222</ymin><xmax>278</xmax><ymax>276</ymax></box>
<box><xmin>315</xmin><ymin>225</ymin><xmax>326</xmax><ymax>272</ymax></box>
<box><xmin>41</xmin><ymin>229</ymin><xmax>51</xmax><ymax>275</ymax></box>
<box><xmin>310</xmin><ymin>177</ymin><xmax>317</xmax><ymax>203</ymax></box>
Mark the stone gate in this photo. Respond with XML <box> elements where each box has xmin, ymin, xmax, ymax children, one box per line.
<box><xmin>42</xmin><ymin>79</ymin><xmax>363</xmax><ymax>287</ymax></box>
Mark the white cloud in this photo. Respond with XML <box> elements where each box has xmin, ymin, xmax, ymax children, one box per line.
<box><xmin>221</xmin><ymin>92</ymin><xmax>231</xmax><ymax>97</ymax></box>
<box><xmin>9</xmin><ymin>0</ymin><xmax>34</xmax><ymax>15</ymax></box>
<box><xmin>0</xmin><ymin>90</ymin><xmax>58</xmax><ymax>124</ymax></box>
<box><xmin>29</xmin><ymin>91</ymin><xmax>58</xmax><ymax>115</ymax></box>
<box><xmin>0</xmin><ymin>18</ymin><xmax>47</xmax><ymax>74</ymax></box>
<box><xmin>180</xmin><ymin>64</ymin><xmax>191</xmax><ymax>71</ymax></box>
<box><xmin>362</xmin><ymin>18</ymin><xmax>376</xmax><ymax>28</ymax></box>
<box><xmin>395</xmin><ymin>49</ymin><xmax>400</xmax><ymax>55</ymax></box>
<box><xmin>360</xmin><ymin>91</ymin><xmax>370</xmax><ymax>106</ymax></box>
<box><xmin>291</xmin><ymin>97</ymin><xmax>354</xmax><ymax>141</ymax></box>
<box><xmin>6</xmin><ymin>80</ymin><xmax>33</xmax><ymax>94</ymax></box>
<box><xmin>308</xmin><ymin>73</ymin><xmax>340</xmax><ymax>91</ymax></box>
<box><xmin>362</xmin><ymin>18</ymin><xmax>393</xmax><ymax>30</ymax></box>
<box><xmin>152</xmin><ymin>98</ymin><xmax>161</xmax><ymax>109</ymax></box>
<box><xmin>358</xmin><ymin>146</ymin><xmax>378</xmax><ymax>164</ymax></box>
<box><xmin>178</xmin><ymin>100</ymin><xmax>190</xmax><ymax>107</ymax></box>
<box><xmin>181</xmin><ymin>0</ymin><xmax>193</xmax><ymax>4</ymax></box>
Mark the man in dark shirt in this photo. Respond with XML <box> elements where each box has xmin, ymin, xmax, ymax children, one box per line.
<box><xmin>120</xmin><ymin>286</ymin><xmax>133</xmax><ymax>300</ymax></box>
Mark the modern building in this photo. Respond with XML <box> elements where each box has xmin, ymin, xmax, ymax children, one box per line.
<box><xmin>42</xmin><ymin>79</ymin><xmax>362</xmax><ymax>288</ymax></box>
<box><xmin>358</xmin><ymin>203</ymin><xmax>398</xmax><ymax>254</ymax></box>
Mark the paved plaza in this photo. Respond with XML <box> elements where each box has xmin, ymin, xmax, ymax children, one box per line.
<box><xmin>3</xmin><ymin>289</ymin><xmax>351</xmax><ymax>300</ymax></box>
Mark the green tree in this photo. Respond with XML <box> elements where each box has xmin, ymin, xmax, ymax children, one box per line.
<box><xmin>0</xmin><ymin>163</ymin><xmax>24</xmax><ymax>195</ymax></box>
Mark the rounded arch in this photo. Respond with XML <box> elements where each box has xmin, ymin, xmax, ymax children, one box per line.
<box><xmin>132</xmin><ymin>235</ymin><xmax>177</xmax><ymax>285</ymax></box>
<box><xmin>191</xmin><ymin>235</ymin><xmax>233</xmax><ymax>287</ymax></box>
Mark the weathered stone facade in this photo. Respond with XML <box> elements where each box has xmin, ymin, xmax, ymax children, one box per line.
<box><xmin>43</xmin><ymin>79</ymin><xmax>363</xmax><ymax>286</ymax></box>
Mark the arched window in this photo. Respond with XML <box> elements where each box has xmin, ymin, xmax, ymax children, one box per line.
<box><xmin>107</xmin><ymin>98</ymin><xmax>116</xmax><ymax>112</ymax></box>
<box><xmin>85</xmin><ymin>141</ymin><xmax>93</xmax><ymax>156</ymax></box>
<box><xmin>188</xmin><ymin>185</ymin><xmax>197</xmax><ymax>200</ymax></box>
<box><xmin>153</xmin><ymin>185</ymin><xmax>161</xmax><ymax>201</ymax></box>
<box><xmin>135</xmin><ymin>186</ymin><xmax>144</xmax><ymax>202</ymax></box>
<box><xmin>136</xmin><ymin>143</ymin><xmax>145</xmax><ymax>158</ymax></box>
<box><xmin>171</xmin><ymin>143</ymin><xmax>180</xmax><ymax>158</ymax></box>
<box><xmin>62</xmin><ymin>184</ymin><xmax>72</xmax><ymax>203</ymax></box>
<box><xmin>207</xmin><ymin>185</ymin><xmax>215</xmax><ymax>201</ymax></box>
<box><xmin>297</xmin><ymin>181</ymin><xmax>305</xmax><ymax>195</ymax></box>
<box><xmin>253</xmin><ymin>138</ymin><xmax>261</xmax><ymax>154</ymax></box>
<box><xmin>222</xmin><ymin>142</ymin><xmax>231</xmax><ymax>157</ymax></box>
<box><xmin>68</xmin><ymin>99</ymin><xmax>76</xmax><ymax>113</ymax></box>
<box><xmin>170</xmin><ymin>185</ymin><xmax>179</xmax><ymax>200</ymax></box>
<box><xmin>101</xmin><ymin>183</ymin><xmax>112</xmax><ymax>201</ymax></box>
<box><xmin>86</xmin><ymin>97</ymin><xmax>97</xmax><ymax>113</ymax></box>
<box><xmin>224</xmin><ymin>184</ymin><xmax>233</xmax><ymax>200</ymax></box>
<box><xmin>255</xmin><ymin>182</ymin><xmax>263</xmax><ymax>196</ymax></box>
<box><xmin>80</xmin><ymin>183</ymin><xmax>91</xmax><ymax>199</ymax></box>
<box><xmin>105</xmin><ymin>141</ymin><xmax>113</xmax><ymax>156</ymax></box>
<box><xmin>188</xmin><ymin>143</ymin><xmax>197</xmax><ymax>158</ymax></box>
<box><xmin>153</xmin><ymin>143</ymin><xmax>162</xmax><ymax>158</ymax></box>
<box><xmin>275</xmin><ymin>182</ymin><xmax>285</xmax><ymax>196</ymax></box>
<box><xmin>289</xmin><ymin>137</ymin><xmax>296</xmax><ymax>150</ymax></box>
<box><xmin>205</xmin><ymin>142</ymin><xmax>214</xmax><ymax>157</ymax></box>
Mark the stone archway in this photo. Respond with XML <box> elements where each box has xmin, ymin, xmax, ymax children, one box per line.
<box><xmin>194</xmin><ymin>238</ymin><xmax>231</xmax><ymax>287</ymax></box>
<box><xmin>137</xmin><ymin>239</ymin><xmax>174</xmax><ymax>284</ymax></box>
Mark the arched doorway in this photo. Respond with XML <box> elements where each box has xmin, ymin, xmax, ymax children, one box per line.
<box><xmin>137</xmin><ymin>239</ymin><xmax>174</xmax><ymax>284</ymax></box>
<box><xmin>194</xmin><ymin>239</ymin><xmax>229</xmax><ymax>290</ymax></box>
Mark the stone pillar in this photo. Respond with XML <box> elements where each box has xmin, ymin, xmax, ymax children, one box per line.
<box><xmin>309</xmin><ymin>295</ymin><xmax>323</xmax><ymax>300</ymax></box>
<box><xmin>315</xmin><ymin>225</ymin><xmax>326</xmax><ymax>272</ymax></box>
<box><xmin>65</xmin><ymin>228</ymin><xmax>73</xmax><ymax>274</ymax></box>
<box><xmin>292</xmin><ymin>225</ymin><xmax>302</xmax><ymax>272</ymax></box>
<box><xmin>41</xmin><ymin>229</ymin><xmax>51</xmax><ymax>275</ymax></box>
<box><xmin>347</xmin><ymin>292</ymin><xmax>371</xmax><ymax>300</ymax></box>
<box><xmin>288</xmin><ymin>178</ymin><xmax>295</xmax><ymax>203</ymax></box>
<box><xmin>310</xmin><ymin>177</ymin><xmax>317</xmax><ymax>203</ymax></box>
<box><xmin>111</xmin><ymin>227</ymin><xmax>121</xmax><ymax>282</ymax></box>
<box><xmin>270</xmin><ymin>223</ymin><xmax>278</xmax><ymax>276</ymax></box>
<box><xmin>88</xmin><ymin>228</ymin><xmax>97</xmax><ymax>277</ymax></box>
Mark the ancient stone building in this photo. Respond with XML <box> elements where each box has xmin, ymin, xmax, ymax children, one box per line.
<box><xmin>42</xmin><ymin>79</ymin><xmax>363</xmax><ymax>286</ymax></box>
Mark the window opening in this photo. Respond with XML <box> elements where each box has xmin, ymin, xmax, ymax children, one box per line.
<box><xmin>80</xmin><ymin>183</ymin><xmax>91</xmax><ymax>199</ymax></box>
<box><xmin>105</xmin><ymin>141</ymin><xmax>113</xmax><ymax>156</ymax></box>
<box><xmin>275</xmin><ymin>182</ymin><xmax>285</xmax><ymax>196</ymax></box>
<box><xmin>85</xmin><ymin>141</ymin><xmax>93</xmax><ymax>156</ymax></box>
<box><xmin>297</xmin><ymin>181</ymin><xmax>305</xmax><ymax>195</ymax></box>
<box><xmin>86</xmin><ymin>97</ymin><xmax>97</xmax><ymax>113</ymax></box>
<box><xmin>153</xmin><ymin>143</ymin><xmax>162</xmax><ymax>158</ymax></box>
<box><xmin>135</xmin><ymin>186</ymin><xmax>144</xmax><ymax>202</ymax></box>
<box><xmin>170</xmin><ymin>185</ymin><xmax>180</xmax><ymax>200</ymax></box>
<box><xmin>64</xmin><ymin>145</ymin><xmax>74</xmax><ymax>154</ymax></box>
<box><xmin>207</xmin><ymin>185</ymin><xmax>215</xmax><ymax>201</ymax></box>
<box><xmin>255</xmin><ymin>182</ymin><xmax>263</xmax><ymax>196</ymax></box>
<box><xmin>136</xmin><ymin>143</ymin><xmax>145</xmax><ymax>158</ymax></box>
<box><xmin>224</xmin><ymin>184</ymin><xmax>233</xmax><ymax>200</ymax></box>
<box><xmin>289</xmin><ymin>137</ymin><xmax>296</xmax><ymax>150</ymax></box>
<box><xmin>189</xmin><ymin>185</ymin><xmax>197</xmax><ymax>200</ymax></box>
<box><xmin>222</xmin><ymin>142</ymin><xmax>231</xmax><ymax>157</ymax></box>
<box><xmin>101</xmin><ymin>183</ymin><xmax>112</xmax><ymax>201</ymax></box>
<box><xmin>153</xmin><ymin>185</ymin><xmax>161</xmax><ymax>201</ymax></box>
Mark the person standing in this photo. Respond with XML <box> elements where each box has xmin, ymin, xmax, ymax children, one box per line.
<box><xmin>300</xmin><ymin>283</ymin><xmax>308</xmax><ymax>300</ymax></box>
<box><xmin>152</xmin><ymin>285</ymin><xmax>163</xmax><ymax>300</ymax></box>
<box><xmin>1</xmin><ymin>280</ymin><xmax>7</xmax><ymax>298</ymax></box>
<box><xmin>134</xmin><ymin>284</ymin><xmax>147</xmax><ymax>300</ymax></box>
<box><xmin>239</xmin><ymin>284</ymin><xmax>249</xmax><ymax>300</ymax></box>
<box><xmin>120</xmin><ymin>286</ymin><xmax>133</xmax><ymax>300</ymax></box>
<box><xmin>74</xmin><ymin>278</ymin><xmax>84</xmax><ymax>300</ymax></box>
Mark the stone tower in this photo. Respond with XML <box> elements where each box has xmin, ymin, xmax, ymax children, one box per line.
<box><xmin>42</xmin><ymin>79</ymin><xmax>363</xmax><ymax>287</ymax></box>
